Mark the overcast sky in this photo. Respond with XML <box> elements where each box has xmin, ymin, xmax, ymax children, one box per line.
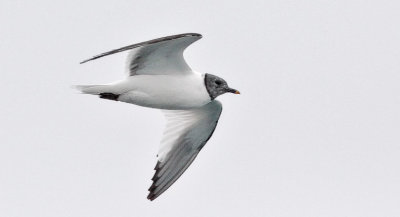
<box><xmin>1</xmin><ymin>0</ymin><xmax>399</xmax><ymax>217</ymax></box>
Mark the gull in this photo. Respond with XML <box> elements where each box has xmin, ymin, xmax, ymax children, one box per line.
<box><xmin>76</xmin><ymin>33</ymin><xmax>239</xmax><ymax>201</ymax></box>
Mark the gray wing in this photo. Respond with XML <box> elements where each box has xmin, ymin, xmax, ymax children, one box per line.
<box><xmin>148</xmin><ymin>100</ymin><xmax>223</xmax><ymax>201</ymax></box>
<box><xmin>80</xmin><ymin>33</ymin><xmax>202</xmax><ymax>76</ymax></box>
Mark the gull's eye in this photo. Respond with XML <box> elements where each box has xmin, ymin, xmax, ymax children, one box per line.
<box><xmin>215</xmin><ymin>80</ymin><xmax>222</xmax><ymax>86</ymax></box>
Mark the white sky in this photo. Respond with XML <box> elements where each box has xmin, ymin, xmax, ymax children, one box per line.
<box><xmin>1</xmin><ymin>0</ymin><xmax>399</xmax><ymax>217</ymax></box>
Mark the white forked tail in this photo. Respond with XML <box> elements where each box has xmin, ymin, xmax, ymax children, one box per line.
<box><xmin>73</xmin><ymin>85</ymin><xmax>109</xmax><ymax>95</ymax></box>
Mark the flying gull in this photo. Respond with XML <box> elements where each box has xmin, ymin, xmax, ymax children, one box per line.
<box><xmin>76</xmin><ymin>33</ymin><xmax>240</xmax><ymax>201</ymax></box>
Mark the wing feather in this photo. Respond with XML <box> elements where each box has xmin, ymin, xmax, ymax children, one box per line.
<box><xmin>147</xmin><ymin>100</ymin><xmax>222</xmax><ymax>201</ymax></box>
<box><xmin>80</xmin><ymin>33</ymin><xmax>202</xmax><ymax>76</ymax></box>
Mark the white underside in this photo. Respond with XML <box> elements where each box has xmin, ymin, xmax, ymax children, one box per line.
<box><xmin>79</xmin><ymin>72</ymin><xmax>211</xmax><ymax>110</ymax></box>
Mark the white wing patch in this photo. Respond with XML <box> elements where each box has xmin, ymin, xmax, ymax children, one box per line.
<box><xmin>125</xmin><ymin>35</ymin><xmax>200</xmax><ymax>76</ymax></box>
<box><xmin>147</xmin><ymin>100</ymin><xmax>223</xmax><ymax>200</ymax></box>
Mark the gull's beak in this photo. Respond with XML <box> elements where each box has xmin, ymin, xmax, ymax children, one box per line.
<box><xmin>227</xmin><ymin>88</ymin><xmax>240</xmax><ymax>94</ymax></box>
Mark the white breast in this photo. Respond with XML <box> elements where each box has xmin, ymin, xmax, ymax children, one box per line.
<box><xmin>116</xmin><ymin>73</ymin><xmax>211</xmax><ymax>110</ymax></box>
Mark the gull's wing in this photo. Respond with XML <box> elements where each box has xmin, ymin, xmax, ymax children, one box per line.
<box><xmin>147</xmin><ymin>100</ymin><xmax>223</xmax><ymax>201</ymax></box>
<box><xmin>80</xmin><ymin>33</ymin><xmax>202</xmax><ymax>76</ymax></box>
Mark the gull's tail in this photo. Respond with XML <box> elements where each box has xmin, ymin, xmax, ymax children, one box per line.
<box><xmin>73</xmin><ymin>85</ymin><xmax>120</xmax><ymax>101</ymax></box>
<box><xmin>73</xmin><ymin>85</ymin><xmax>107</xmax><ymax>94</ymax></box>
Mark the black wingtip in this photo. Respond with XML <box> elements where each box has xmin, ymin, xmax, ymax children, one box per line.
<box><xmin>79</xmin><ymin>59</ymin><xmax>89</xmax><ymax>64</ymax></box>
<box><xmin>183</xmin><ymin>33</ymin><xmax>202</xmax><ymax>38</ymax></box>
<box><xmin>147</xmin><ymin>183</ymin><xmax>158</xmax><ymax>201</ymax></box>
<box><xmin>147</xmin><ymin>193</ymin><xmax>156</xmax><ymax>201</ymax></box>
<box><xmin>80</xmin><ymin>57</ymin><xmax>98</xmax><ymax>64</ymax></box>
<box><xmin>154</xmin><ymin>161</ymin><xmax>161</xmax><ymax>170</ymax></box>
<box><xmin>147</xmin><ymin>161</ymin><xmax>163</xmax><ymax>201</ymax></box>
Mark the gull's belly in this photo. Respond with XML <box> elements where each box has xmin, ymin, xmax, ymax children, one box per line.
<box><xmin>118</xmin><ymin>74</ymin><xmax>211</xmax><ymax>110</ymax></box>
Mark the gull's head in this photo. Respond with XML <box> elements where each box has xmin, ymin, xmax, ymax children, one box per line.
<box><xmin>205</xmin><ymin>73</ymin><xmax>240</xmax><ymax>100</ymax></box>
